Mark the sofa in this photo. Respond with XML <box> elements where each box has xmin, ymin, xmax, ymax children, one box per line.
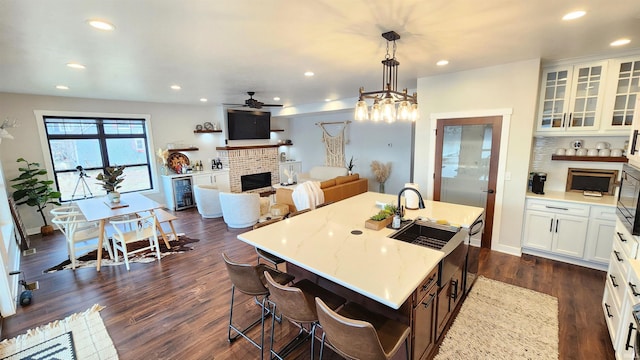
<box><xmin>275</xmin><ymin>173</ymin><xmax>368</xmax><ymax>212</ymax></box>
<box><xmin>296</xmin><ymin>166</ymin><xmax>348</xmax><ymax>183</ymax></box>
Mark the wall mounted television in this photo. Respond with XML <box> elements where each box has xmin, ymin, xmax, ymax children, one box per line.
<box><xmin>226</xmin><ymin>109</ymin><xmax>271</xmax><ymax>140</ymax></box>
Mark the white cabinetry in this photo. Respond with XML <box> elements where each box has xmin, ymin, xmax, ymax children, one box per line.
<box><xmin>602</xmin><ymin>56</ymin><xmax>640</xmax><ymax>132</ymax></box>
<box><xmin>278</xmin><ymin>161</ymin><xmax>302</xmax><ymax>184</ymax></box>
<box><xmin>522</xmin><ymin>198</ymin><xmax>614</xmax><ymax>270</ymax></box>
<box><xmin>192</xmin><ymin>170</ymin><xmax>230</xmax><ymax>192</ymax></box>
<box><xmin>537</xmin><ymin>61</ymin><xmax>608</xmax><ymax>133</ymax></box>
<box><xmin>585</xmin><ymin>206</ymin><xmax>617</xmax><ymax>265</ymax></box>
<box><xmin>603</xmin><ymin>220</ymin><xmax>640</xmax><ymax>358</ymax></box>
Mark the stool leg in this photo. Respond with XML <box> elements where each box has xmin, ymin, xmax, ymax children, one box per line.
<box><xmin>319</xmin><ymin>331</ymin><xmax>326</xmax><ymax>360</ymax></box>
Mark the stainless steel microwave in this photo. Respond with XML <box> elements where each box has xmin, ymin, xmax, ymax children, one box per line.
<box><xmin>618</xmin><ymin>163</ymin><xmax>640</xmax><ymax>235</ymax></box>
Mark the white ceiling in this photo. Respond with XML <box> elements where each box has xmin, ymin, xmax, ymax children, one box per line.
<box><xmin>1</xmin><ymin>0</ymin><xmax>640</xmax><ymax>108</ymax></box>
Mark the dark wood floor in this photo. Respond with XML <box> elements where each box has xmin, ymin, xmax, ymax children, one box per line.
<box><xmin>1</xmin><ymin>207</ymin><xmax>614</xmax><ymax>360</ymax></box>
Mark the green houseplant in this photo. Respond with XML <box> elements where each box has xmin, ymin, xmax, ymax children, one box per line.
<box><xmin>10</xmin><ymin>158</ymin><xmax>61</xmax><ymax>235</ymax></box>
<box><xmin>96</xmin><ymin>165</ymin><xmax>125</xmax><ymax>203</ymax></box>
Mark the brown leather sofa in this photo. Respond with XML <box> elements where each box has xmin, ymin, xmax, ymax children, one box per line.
<box><xmin>275</xmin><ymin>173</ymin><xmax>368</xmax><ymax>212</ymax></box>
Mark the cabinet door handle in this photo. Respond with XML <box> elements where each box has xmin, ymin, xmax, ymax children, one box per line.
<box><xmin>549</xmin><ymin>219</ymin><xmax>553</xmax><ymax>232</ymax></box>
<box><xmin>614</xmin><ymin>250</ymin><xmax>624</xmax><ymax>262</ymax></box>
<box><xmin>610</xmin><ymin>274</ymin><xmax>619</xmax><ymax>287</ymax></box>
<box><xmin>421</xmin><ymin>293</ymin><xmax>436</xmax><ymax>308</ymax></box>
<box><xmin>605</xmin><ymin>303</ymin><xmax>613</xmax><ymax>318</ymax></box>
<box><xmin>422</xmin><ymin>275</ymin><xmax>436</xmax><ymax>291</ymax></box>
<box><xmin>450</xmin><ymin>279</ymin><xmax>459</xmax><ymax>301</ymax></box>
<box><xmin>545</xmin><ymin>205</ymin><xmax>569</xmax><ymax>211</ymax></box>
<box><xmin>561</xmin><ymin>113</ymin><xmax>566</xmax><ymax>128</ymax></box>
<box><xmin>567</xmin><ymin>113</ymin><xmax>572</xmax><ymax>127</ymax></box>
<box><xmin>617</xmin><ymin>232</ymin><xmax>628</xmax><ymax>243</ymax></box>
<box><xmin>630</xmin><ymin>282</ymin><xmax>640</xmax><ymax>297</ymax></box>
<box><xmin>631</xmin><ymin>129</ymin><xmax>639</xmax><ymax>155</ymax></box>
<box><xmin>555</xmin><ymin>219</ymin><xmax>559</xmax><ymax>233</ymax></box>
<box><xmin>626</xmin><ymin>322</ymin><xmax>636</xmax><ymax>351</ymax></box>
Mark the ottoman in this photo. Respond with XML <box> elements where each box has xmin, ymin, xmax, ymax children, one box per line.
<box><xmin>270</xmin><ymin>203</ymin><xmax>290</xmax><ymax>217</ymax></box>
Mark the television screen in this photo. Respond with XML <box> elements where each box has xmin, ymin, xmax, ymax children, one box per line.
<box><xmin>227</xmin><ymin>109</ymin><xmax>271</xmax><ymax>140</ymax></box>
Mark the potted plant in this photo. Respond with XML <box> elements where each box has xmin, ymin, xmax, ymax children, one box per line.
<box><xmin>347</xmin><ymin>156</ymin><xmax>355</xmax><ymax>175</ymax></box>
<box><xmin>10</xmin><ymin>158</ymin><xmax>61</xmax><ymax>235</ymax></box>
<box><xmin>96</xmin><ymin>165</ymin><xmax>126</xmax><ymax>203</ymax></box>
<box><xmin>364</xmin><ymin>204</ymin><xmax>397</xmax><ymax>230</ymax></box>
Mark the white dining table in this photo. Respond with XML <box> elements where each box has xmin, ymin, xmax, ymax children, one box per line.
<box><xmin>75</xmin><ymin>192</ymin><xmax>167</xmax><ymax>271</ymax></box>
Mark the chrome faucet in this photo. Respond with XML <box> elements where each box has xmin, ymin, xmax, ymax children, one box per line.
<box><xmin>393</xmin><ymin>187</ymin><xmax>425</xmax><ymax>228</ymax></box>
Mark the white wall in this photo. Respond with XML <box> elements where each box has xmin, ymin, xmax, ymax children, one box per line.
<box><xmin>414</xmin><ymin>58</ymin><xmax>541</xmax><ymax>255</ymax></box>
<box><xmin>0</xmin><ymin>92</ymin><xmax>226</xmax><ymax>230</ymax></box>
<box><xmin>277</xmin><ymin>110</ymin><xmax>413</xmax><ymax>195</ymax></box>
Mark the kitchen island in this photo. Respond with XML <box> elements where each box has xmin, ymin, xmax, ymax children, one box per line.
<box><xmin>237</xmin><ymin>191</ymin><xmax>484</xmax><ymax>359</ymax></box>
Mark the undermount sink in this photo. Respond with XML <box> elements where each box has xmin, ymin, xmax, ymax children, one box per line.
<box><xmin>388</xmin><ymin>218</ymin><xmax>466</xmax><ymax>255</ymax></box>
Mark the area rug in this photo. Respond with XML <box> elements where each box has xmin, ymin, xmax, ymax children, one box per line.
<box><xmin>0</xmin><ymin>304</ymin><xmax>118</xmax><ymax>360</ymax></box>
<box><xmin>434</xmin><ymin>276</ymin><xmax>559</xmax><ymax>360</ymax></box>
<box><xmin>44</xmin><ymin>234</ymin><xmax>199</xmax><ymax>273</ymax></box>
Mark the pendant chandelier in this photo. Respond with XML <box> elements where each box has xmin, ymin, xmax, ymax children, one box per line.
<box><xmin>355</xmin><ymin>31</ymin><xmax>418</xmax><ymax>123</ymax></box>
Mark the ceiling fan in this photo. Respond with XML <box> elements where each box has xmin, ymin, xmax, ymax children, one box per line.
<box><xmin>224</xmin><ymin>91</ymin><xmax>283</xmax><ymax>109</ymax></box>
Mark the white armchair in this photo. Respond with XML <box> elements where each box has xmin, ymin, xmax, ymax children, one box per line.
<box><xmin>219</xmin><ymin>192</ymin><xmax>261</xmax><ymax>228</ymax></box>
<box><xmin>194</xmin><ymin>184</ymin><xmax>223</xmax><ymax>218</ymax></box>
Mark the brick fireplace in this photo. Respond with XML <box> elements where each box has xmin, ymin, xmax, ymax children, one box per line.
<box><xmin>216</xmin><ymin>146</ymin><xmax>279</xmax><ymax>193</ymax></box>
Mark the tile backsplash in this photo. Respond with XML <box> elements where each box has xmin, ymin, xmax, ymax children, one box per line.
<box><xmin>529</xmin><ymin>136</ymin><xmax>628</xmax><ymax>193</ymax></box>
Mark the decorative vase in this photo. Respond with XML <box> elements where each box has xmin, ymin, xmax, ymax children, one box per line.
<box><xmin>40</xmin><ymin>224</ymin><xmax>54</xmax><ymax>236</ymax></box>
<box><xmin>108</xmin><ymin>191</ymin><xmax>121</xmax><ymax>203</ymax></box>
<box><xmin>160</xmin><ymin>165</ymin><xmax>167</xmax><ymax>175</ymax></box>
<box><xmin>287</xmin><ymin>177</ymin><xmax>294</xmax><ymax>184</ymax></box>
<box><xmin>379</xmin><ymin>182</ymin><xmax>385</xmax><ymax>194</ymax></box>
<box><xmin>348</xmin><ymin>170</ymin><xmax>353</xmax><ymax>176</ymax></box>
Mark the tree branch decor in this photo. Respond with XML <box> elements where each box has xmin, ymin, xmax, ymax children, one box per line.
<box><xmin>371</xmin><ymin>160</ymin><xmax>392</xmax><ymax>193</ymax></box>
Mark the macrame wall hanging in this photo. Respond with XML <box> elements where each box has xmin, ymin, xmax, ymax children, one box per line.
<box><xmin>316</xmin><ymin>121</ymin><xmax>351</xmax><ymax>167</ymax></box>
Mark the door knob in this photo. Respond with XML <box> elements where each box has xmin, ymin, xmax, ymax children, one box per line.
<box><xmin>482</xmin><ymin>189</ymin><xmax>495</xmax><ymax>194</ymax></box>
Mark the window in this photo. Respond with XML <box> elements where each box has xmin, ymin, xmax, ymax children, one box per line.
<box><xmin>43</xmin><ymin>116</ymin><xmax>153</xmax><ymax>201</ymax></box>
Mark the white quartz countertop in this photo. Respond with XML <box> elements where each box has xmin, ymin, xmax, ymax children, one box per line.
<box><xmin>237</xmin><ymin>191</ymin><xmax>484</xmax><ymax>309</ymax></box>
<box><xmin>526</xmin><ymin>190</ymin><xmax>617</xmax><ymax>207</ymax></box>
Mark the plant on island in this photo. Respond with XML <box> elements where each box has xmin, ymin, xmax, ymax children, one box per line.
<box><xmin>369</xmin><ymin>204</ymin><xmax>398</xmax><ymax>221</ymax></box>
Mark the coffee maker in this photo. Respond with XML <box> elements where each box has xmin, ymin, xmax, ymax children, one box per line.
<box><xmin>531</xmin><ymin>172</ymin><xmax>547</xmax><ymax>194</ymax></box>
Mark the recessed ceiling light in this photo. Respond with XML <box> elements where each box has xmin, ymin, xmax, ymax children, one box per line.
<box><xmin>325</xmin><ymin>98</ymin><xmax>332</xmax><ymax>102</ymax></box>
<box><xmin>170</xmin><ymin>84</ymin><xmax>181</xmax><ymax>90</ymax></box>
<box><xmin>562</xmin><ymin>11</ymin><xmax>586</xmax><ymax>21</ymax></box>
<box><xmin>436</xmin><ymin>60</ymin><xmax>449</xmax><ymax>66</ymax></box>
<box><xmin>200</xmin><ymin>98</ymin><xmax>208</xmax><ymax>102</ymax></box>
<box><xmin>66</xmin><ymin>63</ymin><xmax>86</xmax><ymax>70</ymax></box>
<box><xmin>56</xmin><ymin>85</ymin><xmax>69</xmax><ymax>90</ymax></box>
<box><xmin>273</xmin><ymin>97</ymin><xmax>280</xmax><ymax>101</ymax></box>
<box><xmin>304</xmin><ymin>71</ymin><xmax>314</xmax><ymax>77</ymax></box>
<box><xmin>611</xmin><ymin>38</ymin><xmax>631</xmax><ymax>47</ymax></box>
<box><xmin>87</xmin><ymin>19</ymin><xmax>115</xmax><ymax>31</ymax></box>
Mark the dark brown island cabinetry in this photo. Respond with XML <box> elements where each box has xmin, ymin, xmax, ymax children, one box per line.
<box><xmin>412</xmin><ymin>266</ymin><xmax>439</xmax><ymax>359</ymax></box>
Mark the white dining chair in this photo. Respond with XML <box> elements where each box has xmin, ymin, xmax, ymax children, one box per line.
<box><xmin>51</xmin><ymin>213</ymin><xmax>114</xmax><ymax>269</ymax></box>
<box><xmin>110</xmin><ymin>213</ymin><xmax>161</xmax><ymax>271</ymax></box>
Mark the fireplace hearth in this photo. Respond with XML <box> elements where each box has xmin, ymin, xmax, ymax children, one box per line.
<box><xmin>241</xmin><ymin>172</ymin><xmax>271</xmax><ymax>192</ymax></box>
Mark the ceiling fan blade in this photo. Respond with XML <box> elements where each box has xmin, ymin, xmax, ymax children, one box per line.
<box><xmin>261</xmin><ymin>104</ymin><xmax>283</xmax><ymax>107</ymax></box>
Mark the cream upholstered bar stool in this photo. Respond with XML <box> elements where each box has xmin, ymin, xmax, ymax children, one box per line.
<box><xmin>264</xmin><ymin>271</ymin><xmax>346</xmax><ymax>360</ymax></box>
<box><xmin>315</xmin><ymin>298</ymin><xmax>411</xmax><ymax>360</ymax></box>
<box><xmin>253</xmin><ymin>218</ymin><xmax>286</xmax><ymax>270</ymax></box>
<box><xmin>221</xmin><ymin>253</ymin><xmax>295</xmax><ymax>360</ymax></box>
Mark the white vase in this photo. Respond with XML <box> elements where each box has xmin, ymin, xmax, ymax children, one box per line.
<box><xmin>108</xmin><ymin>191</ymin><xmax>121</xmax><ymax>203</ymax></box>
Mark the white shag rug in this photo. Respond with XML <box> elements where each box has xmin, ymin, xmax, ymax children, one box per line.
<box><xmin>434</xmin><ymin>276</ymin><xmax>559</xmax><ymax>360</ymax></box>
<box><xmin>0</xmin><ymin>304</ymin><xmax>118</xmax><ymax>360</ymax></box>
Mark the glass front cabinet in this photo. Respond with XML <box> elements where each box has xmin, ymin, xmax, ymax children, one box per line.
<box><xmin>602</xmin><ymin>57</ymin><xmax>640</xmax><ymax>131</ymax></box>
<box><xmin>537</xmin><ymin>61</ymin><xmax>607</xmax><ymax>133</ymax></box>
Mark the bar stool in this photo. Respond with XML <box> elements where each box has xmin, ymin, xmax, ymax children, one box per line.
<box><xmin>253</xmin><ymin>218</ymin><xmax>286</xmax><ymax>270</ymax></box>
<box><xmin>315</xmin><ymin>298</ymin><xmax>411</xmax><ymax>360</ymax></box>
<box><xmin>264</xmin><ymin>272</ymin><xmax>346</xmax><ymax>360</ymax></box>
<box><xmin>221</xmin><ymin>253</ymin><xmax>295</xmax><ymax>360</ymax></box>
